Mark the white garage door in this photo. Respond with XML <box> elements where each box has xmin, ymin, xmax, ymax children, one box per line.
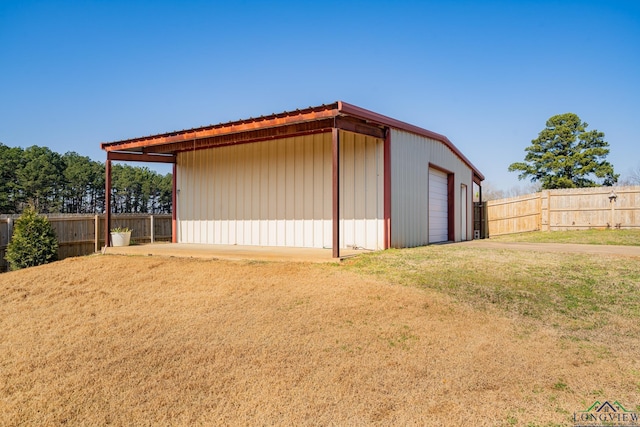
<box><xmin>429</xmin><ymin>168</ymin><xmax>448</xmax><ymax>243</ymax></box>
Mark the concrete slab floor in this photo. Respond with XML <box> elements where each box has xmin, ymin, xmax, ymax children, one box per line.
<box><xmin>103</xmin><ymin>242</ymin><xmax>366</xmax><ymax>263</ymax></box>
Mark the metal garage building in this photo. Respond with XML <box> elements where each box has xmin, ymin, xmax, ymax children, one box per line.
<box><xmin>101</xmin><ymin>101</ymin><xmax>484</xmax><ymax>257</ymax></box>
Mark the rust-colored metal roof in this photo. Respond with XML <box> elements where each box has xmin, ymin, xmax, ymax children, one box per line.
<box><xmin>101</xmin><ymin>103</ymin><xmax>340</xmax><ymax>153</ymax></box>
<box><xmin>101</xmin><ymin>101</ymin><xmax>484</xmax><ymax>181</ymax></box>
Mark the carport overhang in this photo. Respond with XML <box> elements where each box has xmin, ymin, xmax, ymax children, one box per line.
<box><xmin>101</xmin><ymin>101</ymin><xmax>484</xmax><ymax>257</ymax></box>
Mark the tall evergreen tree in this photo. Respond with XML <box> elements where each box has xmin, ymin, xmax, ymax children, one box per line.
<box><xmin>0</xmin><ymin>143</ymin><xmax>24</xmax><ymax>213</ymax></box>
<box><xmin>18</xmin><ymin>146</ymin><xmax>65</xmax><ymax>213</ymax></box>
<box><xmin>509</xmin><ymin>113</ymin><xmax>618</xmax><ymax>189</ymax></box>
<box><xmin>62</xmin><ymin>152</ymin><xmax>95</xmax><ymax>213</ymax></box>
<box><xmin>158</xmin><ymin>173</ymin><xmax>173</xmax><ymax>214</ymax></box>
<box><xmin>89</xmin><ymin>161</ymin><xmax>106</xmax><ymax>213</ymax></box>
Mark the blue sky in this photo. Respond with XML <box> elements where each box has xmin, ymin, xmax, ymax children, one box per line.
<box><xmin>1</xmin><ymin>0</ymin><xmax>638</xmax><ymax>191</ymax></box>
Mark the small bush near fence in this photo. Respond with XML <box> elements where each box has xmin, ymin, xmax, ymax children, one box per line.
<box><xmin>5</xmin><ymin>207</ymin><xmax>58</xmax><ymax>270</ymax></box>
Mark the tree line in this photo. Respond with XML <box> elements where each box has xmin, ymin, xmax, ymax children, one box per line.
<box><xmin>0</xmin><ymin>143</ymin><xmax>172</xmax><ymax>214</ymax></box>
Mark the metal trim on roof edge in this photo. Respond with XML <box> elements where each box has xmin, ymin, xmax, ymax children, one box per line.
<box><xmin>100</xmin><ymin>101</ymin><xmax>483</xmax><ymax>181</ymax></box>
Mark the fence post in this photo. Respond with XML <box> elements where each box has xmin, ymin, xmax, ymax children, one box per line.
<box><xmin>150</xmin><ymin>215</ymin><xmax>155</xmax><ymax>244</ymax></box>
<box><xmin>536</xmin><ymin>193</ymin><xmax>542</xmax><ymax>231</ymax></box>
<box><xmin>609</xmin><ymin>191</ymin><xmax>617</xmax><ymax>228</ymax></box>
<box><xmin>540</xmin><ymin>191</ymin><xmax>550</xmax><ymax>231</ymax></box>
<box><xmin>540</xmin><ymin>192</ymin><xmax>546</xmax><ymax>231</ymax></box>
<box><xmin>547</xmin><ymin>191</ymin><xmax>553</xmax><ymax>231</ymax></box>
<box><xmin>94</xmin><ymin>215</ymin><xmax>99</xmax><ymax>252</ymax></box>
<box><xmin>7</xmin><ymin>217</ymin><xmax>13</xmax><ymax>244</ymax></box>
<box><xmin>483</xmin><ymin>203</ymin><xmax>489</xmax><ymax>238</ymax></box>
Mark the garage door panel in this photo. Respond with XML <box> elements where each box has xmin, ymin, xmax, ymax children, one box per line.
<box><xmin>429</xmin><ymin>168</ymin><xmax>448</xmax><ymax>243</ymax></box>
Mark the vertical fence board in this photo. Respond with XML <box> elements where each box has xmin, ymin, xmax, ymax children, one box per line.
<box><xmin>0</xmin><ymin>220</ymin><xmax>9</xmax><ymax>272</ymax></box>
<box><xmin>486</xmin><ymin>193</ymin><xmax>542</xmax><ymax>236</ymax></box>
<box><xmin>487</xmin><ymin>186</ymin><xmax>640</xmax><ymax>236</ymax></box>
<box><xmin>0</xmin><ymin>214</ymin><xmax>172</xmax><ymax>272</ymax></box>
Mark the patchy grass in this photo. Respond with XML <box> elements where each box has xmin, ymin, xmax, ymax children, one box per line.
<box><xmin>345</xmin><ymin>245</ymin><xmax>640</xmax><ymax>343</ymax></box>
<box><xmin>489</xmin><ymin>229</ymin><xmax>640</xmax><ymax>246</ymax></box>
<box><xmin>1</xmin><ymin>248</ymin><xmax>639</xmax><ymax>426</ymax></box>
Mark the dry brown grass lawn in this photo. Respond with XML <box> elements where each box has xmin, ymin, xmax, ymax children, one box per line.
<box><xmin>1</xmin><ymin>251</ymin><xmax>639</xmax><ymax>426</ymax></box>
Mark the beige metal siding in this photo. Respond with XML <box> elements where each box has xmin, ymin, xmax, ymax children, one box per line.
<box><xmin>339</xmin><ymin>131</ymin><xmax>385</xmax><ymax>250</ymax></box>
<box><xmin>177</xmin><ymin>131</ymin><xmax>384</xmax><ymax>249</ymax></box>
<box><xmin>390</xmin><ymin>129</ymin><xmax>474</xmax><ymax>247</ymax></box>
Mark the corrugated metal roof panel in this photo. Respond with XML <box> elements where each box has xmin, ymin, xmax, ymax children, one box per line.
<box><xmin>100</xmin><ymin>100</ymin><xmax>484</xmax><ymax>181</ymax></box>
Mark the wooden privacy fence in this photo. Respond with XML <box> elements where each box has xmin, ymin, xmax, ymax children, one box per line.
<box><xmin>473</xmin><ymin>202</ymin><xmax>489</xmax><ymax>239</ymax></box>
<box><xmin>0</xmin><ymin>214</ymin><xmax>172</xmax><ymax>272</ymax></box>
<box><xmin>486</xmin><ymin>186</ymin><xmax>640</xmax><ymax>236</ymax></box>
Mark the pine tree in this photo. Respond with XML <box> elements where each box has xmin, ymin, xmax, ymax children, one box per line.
<box><xmin>509</xmin><ymin>113</ymin><xmax>618</xmax><ymax>189</ymax></box>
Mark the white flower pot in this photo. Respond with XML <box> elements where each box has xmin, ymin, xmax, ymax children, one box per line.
<box><xmin>110</xmin><ymin>231</ymin><xmax>131</xmax><ymax>247</ymax></box>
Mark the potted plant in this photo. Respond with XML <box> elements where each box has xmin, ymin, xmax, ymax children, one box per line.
<box><xmin>110</xmin><ymin>227</ymin><xmax>132</xmax><ymax>247</ymax></box>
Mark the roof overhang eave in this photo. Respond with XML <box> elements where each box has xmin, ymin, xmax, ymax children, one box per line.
<box><xmin>100</xmin><ymin>100</ymin><xmax>485</xmax><ymax>180</ymax></box>
<box><xmin>100</xmin><ymin>103</ymin><xmax>341</xmax><ymax>154</ymax></box>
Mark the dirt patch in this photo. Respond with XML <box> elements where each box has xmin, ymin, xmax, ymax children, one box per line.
<box><xmin>1</xmin><ymin>254</ymin><xmax>638</xmax><ymax>426</ymax></box>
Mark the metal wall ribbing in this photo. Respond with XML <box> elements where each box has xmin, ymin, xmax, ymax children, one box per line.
<box><xmin>176</xmin><ymin>131</ymin><xmax>384</xmax><ymax>249</ymax></box>
<box><xmin>339</xmin><ymin>131</ymin><xmax>385</xmax><ymax>250</ymax></box>
<box><xmin>389</xmin><ymin>129</ymin><xmax>473</xmax><ymax>247</ymax></box>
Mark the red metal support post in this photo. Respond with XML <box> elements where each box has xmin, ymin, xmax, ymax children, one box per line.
<box><xmin>104</xmin><ymin>159</ymin><xmax>112</xmax><ymax>248</ymax></box>
<box><xmin>332</xmin><ymin>127</ymin><xmax>340</xmax><ymax>258</ymax></box>
<box><xmin>478</xmin><ymin>180</ymin><xmax>484</xmax><ymax>239</ymax></box>
<box><xmin>172</xmin><ymin>163</ymin><xmax>177</xmax><ymax>243</ymax></box>
<box><xmin>447</xmin><ymin>173</ymin><xmax>455</xmax><ymax>242</ymax></box>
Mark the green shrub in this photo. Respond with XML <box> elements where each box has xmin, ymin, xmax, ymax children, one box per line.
<box><xmin>6</xmin><ymin>206</ymin><xmax>58</xmax><ymax>270</ymax></box>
